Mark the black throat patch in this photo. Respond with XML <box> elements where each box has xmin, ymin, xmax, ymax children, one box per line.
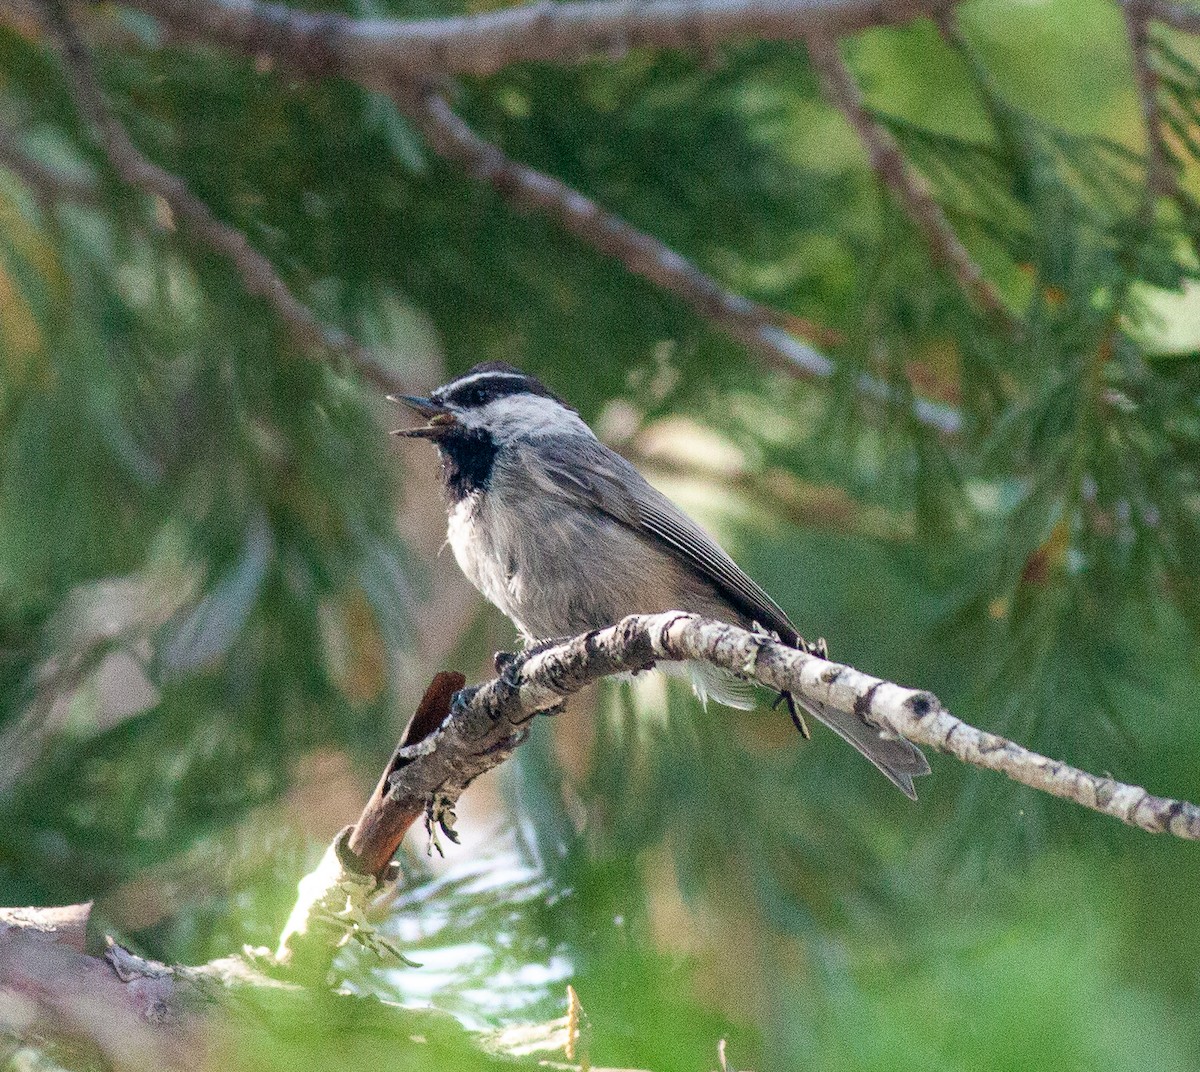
<box><xmin>437</xmin><ymin>425</ymin><xmax>498</xmax><ymax>500</ymax></box>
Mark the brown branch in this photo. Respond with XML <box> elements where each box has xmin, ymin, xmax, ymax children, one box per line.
<box><xmin>807</xmin><ymin>36</ymin><xmax>1019</xmax><ymax>336</ymax></box>
<box><xmin>0</xmin><ymin>903</ymin><xmax>92</xmax><ymax>954</ymax></box>
<box><xmin>1122</xmin><ymin>0</ymin><xmax>1175</xmax><ymax>210</ymax></box>
<box><xmin>1128</xmin><ymin>0</ymin><xmax>1200</xmax><ymax>34</ymax></box>
<box><xmin>0</xmin><ymin>902</ymin><xmax>587</xmax><ymax>1071</ymax></box>
<box><xmin>40</xmin><ymin>0</ymin><xmax>409</xmax><ymax>397</ymax></box>
<box><xmin>110</xmin><ymin>0</ymin><xmax>952</xmax><ymax>84</ymax></box>
<box><xmin>0</xmin><ymin>904</ymin><xmax>200</xmax><ymax>1071</ymax></box>
<box><xmin>343</xmin><ymin>670</ymin><xmax>466</xmax><ymax>880</ymax></box>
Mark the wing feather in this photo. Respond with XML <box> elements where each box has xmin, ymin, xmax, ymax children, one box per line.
<box><xmin>519</xmin><ymin>437</ymin><xmax>797</xmax><ymax>642</ymax></box>
<box><xmin>517</xmin><ymin>436</ymin><xmax>930</xmax><ymax>799</ymax></box>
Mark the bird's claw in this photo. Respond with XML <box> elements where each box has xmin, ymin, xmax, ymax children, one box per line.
<box><xmin>798</xmin><ymin>635</ymin><xmax>828</xmax><ymax>659</ymax></box>
<box><xmin>773</xmin><ymin>690</ymin><xmax>812</xmax><ymax>740</ymax></box>
<box><xmin>494</xmin><ymin>637</ymin><xmax>569</xmax><ymax>688</ymax></box>
<box><xmin>424</xmin><ymin>793</ymin><xmax>461</xmax><ymax>858</ymax></box>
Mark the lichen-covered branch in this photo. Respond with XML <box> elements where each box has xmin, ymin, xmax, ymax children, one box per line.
<box><xmin>271</xmin><ymin>610</ymin><xmax>1200</xmax><ymax>977</ymax></box>
<box><xmin>363</xmin><ymin>613</ymin><xmax>1200</xmax><ymax>860</ymax></box>
<box><xmin>110</xmin><ymin>0</ymin><xmax>950</xmax><ymax>84</ymax></box>
<box><xmin>275</xmin><ymin>610</ymin><xmax>1200</xmax><ymax>962</ymax></box>
<box><xmin>629</xmin><ymin>614</ymin><xmax>1200</xmax><ymax>837</ymax></box>
<box><xmin>807</xmin><ymin>36</ymin><xmax>1018</xmax><ymax>335</ymax></box>
<box><xmin>41</xmin><ymin>0</ymin><xmax>408</xmax><ymax>396</ymax></box>
<box><xmin>533</xmin><ymin>615</ymin><xmax>1197</xmax><ymax>835</ymax></box>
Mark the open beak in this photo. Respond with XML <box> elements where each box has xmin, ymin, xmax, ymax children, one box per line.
<box><xmin>386</xmin><ymin>395</ymin><xmax>457</xmax><ymax>439</ymax></box>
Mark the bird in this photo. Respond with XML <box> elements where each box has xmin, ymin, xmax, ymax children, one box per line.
<box><xmin>391</xmin><ymin>362</ymin><xmax>930</xmax><ymax>799</ymax></box>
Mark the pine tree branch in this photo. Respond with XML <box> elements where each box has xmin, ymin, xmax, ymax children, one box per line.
<box><xmin>807</xmin><ymin>36</ymin><xmax>1019</xmax><ymax>336</ymax></box>
<box><xmin>1122</xmin><ymin>0</ymin><xmax>1175</xmax><ymax>209</ymax></box>
<box><xmin>21</xmin><ymin>11</ymin><xmax>964</xmax><ymax>438</ymax></box>
<box><xmin>40</xmin><ymin>0</ymin><xmax>410</xmax><ymax>397</ymax></box>
<box><xmin>393</xmin><ymin>83</ymin><xmax>962</xmax><ymax>433</ymax></box>
<box><xmin>24</xmin><ymin>0</ymin><xmax>967</xmax><ymax>433</ymax></box>
<box><xmin>103</xmin><ymin>0</ymin><xmax>952</xmax><ymax>83</ymax></box>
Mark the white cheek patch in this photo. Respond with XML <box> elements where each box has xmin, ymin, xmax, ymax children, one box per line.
<box><xmin>467</xmin><ymin>395</ymin><xmax>592</xmax><ymax>441</ymax></box>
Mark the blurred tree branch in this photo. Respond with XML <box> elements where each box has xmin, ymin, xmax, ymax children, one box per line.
<box><xmin>0</xmin><ymin>117</ymin><xmax>102</xmax><ymax>208</ymax></box>
<box><xmin>12</xmin><ymin>0</ymin><xmax>1200</xmax><ymax>409</ymax></box>
<box><xmin>28</xmin><ymin>0</ymin><xmax>973</xmax><ymax>432</ymax></box>
<box><xmin>392</xmin><ymin>82</ymin><xmax>838</xmax><ymax>379</ymax></box>
<box><xmin>41</xmin><ymin>0</ymin><xmax>411</xmax><ymax>396</ymax></box>
<box><xmin>1122</xmin><ymin>0</ymin><xmax>1174</xmax><ymax>208</ymax></box>
<box><xmin>97</xmin><ymin>0</ymin><xmax>952</xmax><ymax>82</ymax></box>
<box><xmin>1124</xmin><ymin>0</ymin><xmax>1200</xmax><ymax>33</ymax></box>
<box><xmin>807</xmin><ymin>36</ymin><xmax>1019</xmax><ymax>335</ymax></box>
<box><xmin>0</xmin><ymin>900</ymin><xmax>630</xmax><ymax>1071</ymax></box>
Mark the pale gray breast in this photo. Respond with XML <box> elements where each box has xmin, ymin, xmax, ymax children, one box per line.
<box><xmin>449</xmin><ymin>448</ymin><xmax>722</xmax><ymax>641</ymax></box>
<box><xmin>452</xmin><ymin>435</ymin><xmax>780</xmax><ymax>644</ymax></box>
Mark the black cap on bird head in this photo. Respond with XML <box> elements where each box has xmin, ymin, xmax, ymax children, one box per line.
<box><xmin>388</xmin><ymin>362</ymin><xmax>569</xmax><ymax>438</ymax></box>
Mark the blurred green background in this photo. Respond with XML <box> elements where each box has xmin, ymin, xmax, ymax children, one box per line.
<box><xmin>2</xmin><ymin>0</ymin><xmax>1200</xmax><ymax>1068</ymax></box>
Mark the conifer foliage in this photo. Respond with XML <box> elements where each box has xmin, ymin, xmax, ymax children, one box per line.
<box><xmin>1</xmin><ymin>0</ymin><xmax>1199</xmax><ymax>1069</ymax></box>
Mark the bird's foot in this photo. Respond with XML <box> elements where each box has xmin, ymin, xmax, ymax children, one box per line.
<box><xmin>749</xmin><ymin>620</ymin><xmax>828</xmax><ymax>661</ymax></box>
<box><xmin>424</xmin><ymin>793</ymin><xmax>461</xmax><ymax>858</ymax></box>
<box><xmin>773</xmin><ymin>690</ymin><xmax>812</xmax><ymax>740</ymax></box>
<box><xmin>797</xmin><ymin>635</ymin><xmax>829</xmax><ymax>659</ymax></box>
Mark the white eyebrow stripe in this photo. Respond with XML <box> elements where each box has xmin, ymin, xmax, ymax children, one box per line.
<box><xmin>437</xmin><ymin>370</ymin><xmax>529</xmax><ymax>396</ymax></box>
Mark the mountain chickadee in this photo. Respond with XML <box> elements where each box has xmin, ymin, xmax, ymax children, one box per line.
<box><xmin>392</xmin><ymin>362</ymin><xmax>929</xmax><ymax>799</ymax></box>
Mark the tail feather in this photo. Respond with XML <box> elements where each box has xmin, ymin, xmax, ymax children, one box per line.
<box><xmin>670</xmin><ymin>660</ymin><xmax>931</xmax><ymax>800</ymax></box>
<box><xmin>793</xmin><ymin>693</ymin><xmax>930</xmax><ymax>800</ymax></box>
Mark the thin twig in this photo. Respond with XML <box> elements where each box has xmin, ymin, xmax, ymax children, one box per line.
<box><xmin>108</xmin><ymin>0</ymin><xmax>952</xmax><ymax>84</ymax></box>
<box><xmin>0</xmin><ymin>118</ymin><xmax>102</xmax><ymax>208</ymax></box>
<box><xmin>1122</xmin><ymin>0</ymin><xmax>1175</xmax><ymax>210</ymax></box>
<box><xmin>808</xmin><ymin>35</ymin><xmax>1019</xmax><ymax>336</ymax></box>
<box><xmin>40</xmin><ymin>0</ymin><xmax>409</xmax><ymax>396</ymax></box>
